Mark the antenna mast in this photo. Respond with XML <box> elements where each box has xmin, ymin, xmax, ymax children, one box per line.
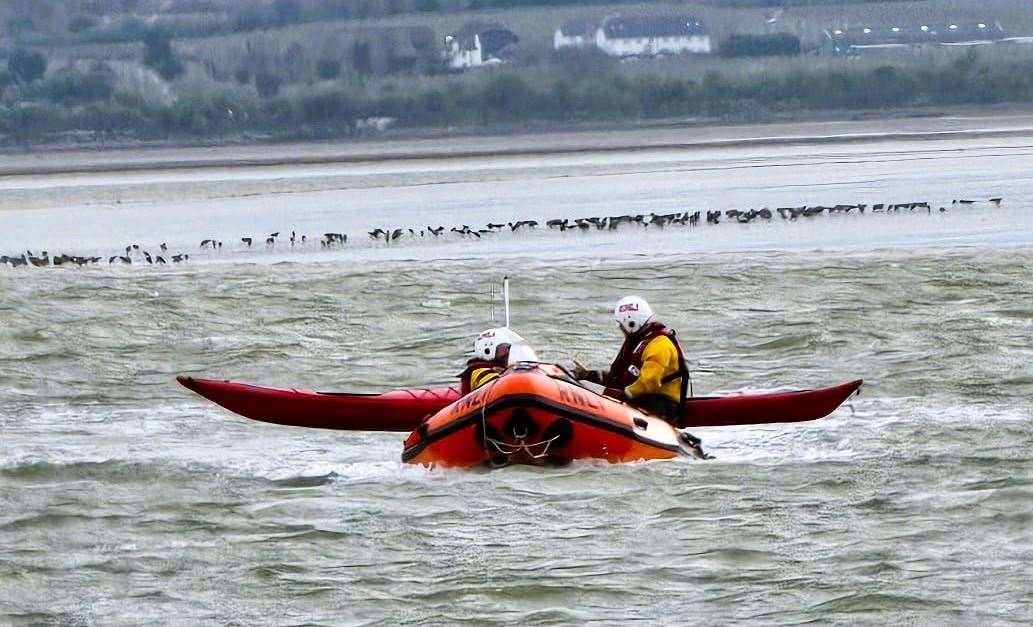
<box><xmin>503</xmin><ymin>276</ymin><xmax>511</xmax><ymax>328</ymax></box>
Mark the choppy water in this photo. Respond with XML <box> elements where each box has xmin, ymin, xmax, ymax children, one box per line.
<box><xmin>2</xmin><ymin>131</ymin><xmax>1033</xmax><ymax>625</ymax></box>
<box><xmin>3</xmin><ymin>250</ymin><xmax>1032</xmax><ymax>624</ymax></box>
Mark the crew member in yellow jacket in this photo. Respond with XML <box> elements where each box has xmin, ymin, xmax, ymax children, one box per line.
<box><xmin>574</xmin><ymin>296</ymin><xmax>704</xmax><ymax>453</ymax></box>
<box><xmin>459</xmin><ymin>327</ymin><xmax>538</xmax><ymax>395</ymax></box>
<box><xmin>622</xmin><ymin>330</ymin><xmax>684</xmax><ymax>408</ymax></box>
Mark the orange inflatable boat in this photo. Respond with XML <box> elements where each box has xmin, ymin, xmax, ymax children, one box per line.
<box><xmin>179</xmin><ymin>364</ymin><xmax>861</xmax><ymax>469</ymax></box>
<box><xmin>403</xmin><ymin>363</ymin><xmax>695</xmax><ymax>467</ymax></box>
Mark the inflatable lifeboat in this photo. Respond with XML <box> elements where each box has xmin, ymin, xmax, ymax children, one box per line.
<box><xmin>403</xmin><ymin>362</ymin><xmax>693</xmax><ymax>468</ymax></box>
<box><xmin>178</xmin><ymin>368</ymin><xmax>862</xmax><ymax>469</ymax></box>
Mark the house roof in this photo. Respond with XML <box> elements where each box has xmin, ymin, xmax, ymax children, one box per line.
<box><xmin>601</xmin><ymin>15</ymin><xmax>706</xmax><ymax>40</ymax></box>
<box><xmin>559</xmin><ymin>17</ymin><xmax>599</xmax><ymax>37</ymax></box>
<box><xmin>450</xmin><ymin>22</ymin><xmax>519</xmax><ymax>53</ymax></box>
<box><xmin>827</xmin><ymin>22</ymin><xmax>1005</xmax><ymax>45</ymax></box>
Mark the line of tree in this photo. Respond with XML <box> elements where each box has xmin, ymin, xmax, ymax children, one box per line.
<box><xmin>53</xmin><ymin>0</ymin><xmax>647</xmax><ymax>45</ymax></box>
<box><xmin>143</xmin><ymin>29</ymin><xmax>185</xmax><ymax>80</ymax></box>
<box><xmin>3</xmin><ymin>51</ymin><xmax>1033</xmax><ymax>144</ymax></box>
<box><xmin>719</xmin><ymin>33</ymin><xmax>801</xmax><ymax>58</ymax></box>
<box><xmin>7</xmin><ymin>50</ymin><xmax>48</xmax><ymax>84</ymax></box>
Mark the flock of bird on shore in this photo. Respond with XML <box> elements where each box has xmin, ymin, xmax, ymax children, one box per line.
<box><xmin>0</xmin><ymin>197</ymin><xmax>1005</xmax><ymax>270</ymax></box>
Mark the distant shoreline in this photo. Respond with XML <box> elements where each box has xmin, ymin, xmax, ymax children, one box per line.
<box><xmin>4</xmin><ymin>104</ymin><xmax>1033</xmax><ymax>178</ymax></box>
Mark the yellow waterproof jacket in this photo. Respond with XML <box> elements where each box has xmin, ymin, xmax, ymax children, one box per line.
<box><xmin>470</xmin><ymin>367</ymin><xmax>501</xmax><ymax>391</ymax></box>
<box><xmin>624</xmin><ymin>335</ymin><xmax>682</xmax><ymax>404</ymax></box>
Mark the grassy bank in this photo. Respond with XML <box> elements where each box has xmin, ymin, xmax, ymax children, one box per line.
<box><xmin>3</xmin><ymin>46</ymin><xmax>1033</xmax><ymax>146</ymax></box>
<box><xmin>3</xmin><ymin>0</ymin><xmax>1033</xmax><ymax>146</ymax></box>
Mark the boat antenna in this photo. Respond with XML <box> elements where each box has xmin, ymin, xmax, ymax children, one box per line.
<box><xmin>490</xmin><ymin>280</ymin><xmax>496</xmax><ymax>324</ymax></box>
<box><xmin>503</xmin><ymin>275</ymin><xmax>511</xmax><ymax>329</ymax></box>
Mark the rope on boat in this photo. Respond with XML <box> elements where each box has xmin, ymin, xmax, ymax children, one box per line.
<box><xmin>477</xmin><ymin>376</ymin><xmax>561</xmax><ymax>461</ymax></box>
<box><xmin>484</xmin><ymin>434</ymin><xmax>562</xmax><ymax>460</ymax></box>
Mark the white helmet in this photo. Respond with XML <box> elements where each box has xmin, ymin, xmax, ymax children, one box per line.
<box><xmin>471</xmin><ymin>328</ymin><xmax>539</xmax><ymax>364</ymax></box>
<box><xmin>472</xmin><ymin>328</ymin><xmax>517</xmax><ymax>361</ymax></box>
<box><xmin>614</xmin><ymin>296</ymin><xmax>654</xmax><ymax>334</ymax></box>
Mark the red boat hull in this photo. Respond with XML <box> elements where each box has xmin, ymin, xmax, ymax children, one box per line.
<box><xmin>177</xmin><ymin>374</ymin><xmax>861</xmax><ymax>432</ymax></box>
<box><xmin>176</xmin><ymin>375</ymin><xmax>458</xmax><ymax>432</ymax></box>
<box><xmin>682</xmin><ymin>379</ymin><xmax>863</xmax><ymax>427</ymax></box>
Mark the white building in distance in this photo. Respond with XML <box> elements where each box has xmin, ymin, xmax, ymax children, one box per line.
<box><xmin>825</xmin><ymin>21</ymin><xmax>1007</xmax><ymax>55</ymax></box>
<box><xmin>555</xmin><ymin>15</ymin><xmax>711</xmax><ymax>57</ymax></box>
<box><xmin>554</xmin><ymin>17</ymin><xmax>598</xmax><ymax>51</ymax></box>
<box><xmin>445</xmin><ymin>24</ymin><xmax>520</xmax><ymax>69</ymax></box>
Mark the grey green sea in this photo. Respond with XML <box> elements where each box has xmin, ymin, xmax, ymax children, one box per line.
<box><xmin>2</xmin><ymin>124</ymin><xmax>1032</xmax><ymax>625</ymax></box>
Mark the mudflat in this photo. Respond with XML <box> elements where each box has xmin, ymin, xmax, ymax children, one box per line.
<box><xmin>4</xmin><ymin>106</ymin><xmax>1033</xmax><ymax>177</ymax></box>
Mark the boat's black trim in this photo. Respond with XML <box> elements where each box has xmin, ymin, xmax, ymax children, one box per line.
<box><xmin>401</xmin><ymin>393</ymin><xmax>681</xmax><ymax>462</ymax></box>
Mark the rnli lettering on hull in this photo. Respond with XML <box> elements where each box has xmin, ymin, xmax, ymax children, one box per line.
<box><xmin>453</xmin><ymin>386</ymin><xmax>489</xmax><ymax>414</ymax></box>
<box><xmin>454</xmin><ymin>377</ymin><xmax>604</xmax><ymax>415</ymax></box>
<box><xmin>555</xmin><ymin>382</ymin><xmax>603</xmax><ymax>411</ymax></box>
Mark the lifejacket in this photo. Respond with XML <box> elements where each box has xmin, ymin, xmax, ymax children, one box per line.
<box><xmin>457</xmin><ymin>359</ymin><xmax>502</xmax><ymax>396</ymax></box>
<box><xmin>603</xmin><ymin>320</ymin><xmax>690</xmax><ymax>404</ymax></box>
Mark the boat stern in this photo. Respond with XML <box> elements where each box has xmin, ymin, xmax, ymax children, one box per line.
<box><xmin>402</xmin><ymin>364</ymin><xmax>682</xmax><ymax>468</ymax></box>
